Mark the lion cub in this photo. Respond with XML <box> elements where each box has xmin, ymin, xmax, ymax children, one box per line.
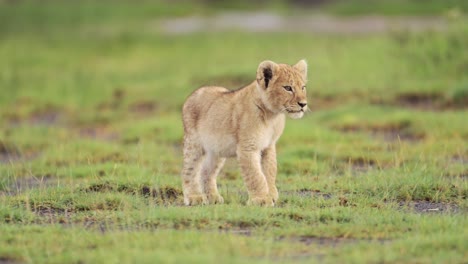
<box><xmin>181</xmin><ymin>60</ymin><xmax>308</xmax><ymax>206</ymax></box>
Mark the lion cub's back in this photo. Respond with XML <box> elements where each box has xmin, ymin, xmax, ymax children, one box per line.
<box><xmin>182</xmin><ymin>86</ymin><xmax>230</xmax><ymax>131</ymax></box>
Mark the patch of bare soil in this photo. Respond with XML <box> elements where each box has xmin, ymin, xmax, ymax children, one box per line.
<box><xmin>28</xmin><ymin>108</ymin><xmax>62</xmax><ymax>125</ymax></box>
<box><xmin>0</xmin><ymin>256</ymin><xmax>23</xmax><ymax>264</ymax></box>
<box><xmin>161</xmin><ymin>13</ymin><xmax>446</xmax><ymax>34</ymax></box>
<box><xmin>218</xmin><ymin>228</ymin><xmax>252</xmax><ymax>236</ymax></box>
<box><xmin>451</xmin><ymin>154</ymin><xmax>468</xmax><ymax>165</ymax></box>
<box><xmin>1</xmin><ymin>175</ymin><xmax>57</xmax><ymax>195</ymax></box>
<box><xmin>96</xmin><ymin>88</ymin><xmax>126</xmax><ymax>111</ymax></box>
<box><xmin>446</xmin><ymin>154</ymin><xmax>468</xmax><ymax>179</ymax></box>
<box><xmin>0</xmin><ymin>141</ymin><xmax>20</xmax><ymax>163</ymax></box>
<box><xmin>32</xmin><ymin>208</ymin><xmax>111</xmax><ymax>232</ymax></box>
<box><xmin>294</xmin><ymin>189</ymin><xmax>333</xmax><ymax>200</ymax></box>
<box><xmin>312</xmin><ymin>96</ymin><xmax>341</xmax><ymax>111</ymax></box>
<box><xmin>193</xmin><ymin>74</ymin><xmax>253</xmax><ymax>89</ymax></box>
<box><xmin>278</xmin><ymin>235</ymin><xmax>389</xmax><ymax>262</ymax></box>
<box><xmin>399</xmin><ymin>201</ymin><xmax>462</xmax><ymax>214</ymax></box>
<box><xmin>376</xmin><ymin>92</ymin><xmax>467</xmax><ymax>111</ymax></box>
<box><xmin>336</xmin><ymin>121</ymin><xmax>424</xmax><ymax>142</ymax></box>
<box><xmin>344</xmin><ymin>157</ymin><xmax>379</xmax><ymax>172</ymax></box>
<box><xmin>395</xmin><ymin>93</ymin><xmax>446</xmax><ymax>110</ymax></box>
<box><xmin>328</xmin><ymin>155</ymin><xmax>391</xmax><ymax>176</ymax></box>
<box><xmin>140</xmin><ymin>186</ymin><xmax>182</xmax><ymax>202</ymax></box>
<box><xmin>294</xmin><ymin>236</ymin><xmax>386</xmax><ymax>247</ymax></box>
<box><xmin>33</xmin><ymin>207</ymin><xmax>72</xmax><ymax>224</ymax></box>
<box><xmin>78</xmin><ymin>126</ymin><xmax>119</xmax><ymax>141</ymax></box>
<box><xmin>45</xmin><ymin>152</ymin><xmax>132</xmax><ymax>167</ymax></box>
<box><xmin>0</xmin><ymin>141</ymin><xmax>40</xmax><ymax>164</ymax></box>
<box><xmin>83</xmin><ymin>182</ymin><xmax>182</xmax><ymax>204</ymax></box>
<box><xmin>128</xmin><ymin>101</ymin><xmax>158</xmax><ymax>116</ymax></box>
<box><xmin>6</xmin><ymin>104</ymin><xmax>64</xmax><ymax>127</ymax></box>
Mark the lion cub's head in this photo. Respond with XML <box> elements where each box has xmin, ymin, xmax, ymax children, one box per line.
<box><xmin>256</xmin><ymin>60</ymin><xmax>308</xmax><ymax>119</ymax></box>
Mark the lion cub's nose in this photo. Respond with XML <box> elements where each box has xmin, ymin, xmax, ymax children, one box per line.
<box><xmin>298</xmin><ymin>102</ymin><xmax>307</xmax><ymax>108</ymax></box>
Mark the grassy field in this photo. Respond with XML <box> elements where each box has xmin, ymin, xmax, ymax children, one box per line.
<box><xmin>1</xmin><ymin>1</ymin><xmax>467</xmax><ymax>263</ymax></box>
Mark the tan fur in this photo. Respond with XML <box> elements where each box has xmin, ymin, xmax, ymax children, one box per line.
<box><xmin>181</xmin><ymin>60</ymin><xmax>308</xmax><ymax>206</ymax></box>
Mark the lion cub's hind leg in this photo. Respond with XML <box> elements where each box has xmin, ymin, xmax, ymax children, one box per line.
<box><xmin>201</xmin><ymin>154</ymin><xmax>226</xmax><ymax>204</ymax></box>
<box><xmin>181</xmin><ymin>136</ymin><xmax>206</xmax><ymax>206</ymax></box>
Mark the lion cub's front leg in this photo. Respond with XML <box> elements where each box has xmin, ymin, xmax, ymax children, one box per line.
<box><xmin>261</xmin><ymin>145</ymin><xmax>279</xmax><ymax>203</ymax></box>
<box><xmin>237</xmin><ymin>147</ymin><xmax>274</xmax><ymax>206</ymax></box>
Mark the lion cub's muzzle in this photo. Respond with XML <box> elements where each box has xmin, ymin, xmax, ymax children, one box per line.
<box><xmin>286</xmin><ymin>101</ymin><xmax>307</xmax><ymax>113</ymax></box>
<box><xmin>286</xmin><ymin>101</ymin><xmax>307</xmax><ymax>119</ymax></box>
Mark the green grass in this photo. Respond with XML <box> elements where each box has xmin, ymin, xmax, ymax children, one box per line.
<box><xmin>0</xmin><ymin>1</ymin><xmax>467</xmax><ymax>263</ymax></box>
<box><xmin>318</xmin><ymin>0</ymin><xmax>468</xmax><ymax>16</ymax></box>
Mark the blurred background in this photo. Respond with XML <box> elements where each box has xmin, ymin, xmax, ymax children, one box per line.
<box><xmin>0</xmin><ymin>0</ymin><xmax>467</xmax><ymax>185</ymax></box>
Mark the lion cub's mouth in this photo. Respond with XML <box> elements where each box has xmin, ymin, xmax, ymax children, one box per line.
<box><xmin>286</xmin><ymin>109</ymin><xmax>304</xmax><ymax>113</ymax></box>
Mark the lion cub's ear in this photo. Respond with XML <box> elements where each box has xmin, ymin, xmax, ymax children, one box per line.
<box><xmin>293</xmin><ymin>59</ymin><xmax>308</xmax><ymax>80</ymax></box>
<box><xmin>257</xmin><ymin>60</ymin><xmax>278</xmax><ymax>89</ymax></box>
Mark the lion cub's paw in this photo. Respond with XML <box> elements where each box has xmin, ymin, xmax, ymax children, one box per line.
<box><xmin>184</xmin><ymin>195</ymin><xmax>207</xmax><ymax>206</ymax></box>
<box><xmin>206</xmin><ymin>194</ymin><xmax>224</xmax><ymax>204</ymax></box>
<box><xmin>247</xmin><ymin>196</ymin><xmax>275</xmax><ymax>207</ymax></box>
<box><xmin>270</xmin><ymin>187</ymin><xmax>279</xmax><ymax>203</ymax></box>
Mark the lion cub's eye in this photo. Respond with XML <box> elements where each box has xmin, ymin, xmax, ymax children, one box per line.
<box><xmin>302</xmin><ymin>86</ymin><xmax>306</xmax><ymax>91</ymax></box>
<box><xmin>283</xmin><ymin>86</ymin><xmax>293</xmax><ymax>92</ymax></box>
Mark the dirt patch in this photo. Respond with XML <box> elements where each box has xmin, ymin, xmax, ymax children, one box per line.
<box><xmin>271</xmin><ymin>212</ymin><xmax>309</xmax><ymax>222</ymax></box>
<box><xmin>33</xmin><ymin>207</ymin><xmax>72</xmax><ymax>224</ymax></box>
<box><xmin>329</xmin><ymin>156</ymin><xmax>390</xmax><ymax>176</ymax></box>
<box><xmin>451</xmin><ymin>154</ymin><xmax>468</xmax><ymax>165</ymax></box>
<box><xmin>295</xmin><ymin>236</ymin><xmax>365</xmax><ymax>247</ymax></box>
<box><xmin>311</xmin><ymin>96</ymin><xmax>341</xmax><ymax>111</ymax></box>
<box><xmin>294</xmin><ymin>189</ymin><xmax>333</xmax><ymax>200</ymax></box>
<box><xmin>98</xmin><ymin>88</ymin><xmax>126</xmax><ymax>109</ymax></box>
<box><xmin>45</xmin><ymin>152</ymin><xmax>131</xmax><ymax>167</ymax></box>
<box><xmin>224</xmin><ymin>219</ymin><xmax>268</xmax><ymax>229</ymax></box>
<box><xmin>78</xmin><ymin>126</ymin><xmax>119</xmax><ymax>141</ymax></box>
<box><xmin>344</xmin><ymin>157</ymin><xmax>379</xmax><ymax>172</ymax></box>
<box><xmin>2</xmin><ymin>175</ymin><xmax>57</xmax><ymax>195</ymax></box>
<box><xmin>399</xmin><ymin>201</ymin><xmax>462</xmax><ymax>214</ymax></box>
<box><xmin>447</xmin><ymin>171</ymin><xmax>468</xmax><ymax>180</ymax></box>
<box><xmin>218</xmin><ymin>228</ymin><xmax>252</xmax><ymax>236</ymax></box>
<box><xmin>0</xmin><ymin>256</ymin><xmax>23</xmax><ymax>264</ymax></box>
<box><xmin>85</xmin><ymin>182</ymin><xmax>115</xmax><ymax>192</ymax></box>
<box><xmin>121</xmin><ymin>137</ymin><xmax>141</xmax><ymax>145</ymax></box>
<box><xmin>376</xmin><ymin>92</ymin><xmax>467</xmax><ymax>111</ymax></box>
<box><xmin>34</xmin><ymin>207</ymin><xmax>69</xmax><ymax>217</ymax></box>
<box><xmin>98</xmin><ymin>152</ymin><xmax>129</xmax><ymax>163</ymax></box>
<box><xmin>128</xmin><ymin>101</ymin><xmax>158</xmax><ymax>116</ymax></box>
<box><xmin>0</xmin><ymin>141</ymin><xmax>21</xmax><ymax>163</ymax></box>
<box><xmin>83</xmin><ymin>182</ymin><xmax>182</xmax><ymax>204</ymax></box>
<box><xmin>193</xmin><ymin>74</ymin><xmax>252</xmax><ymax>89</ymax></box>
<box><xmin>32</xmin><ymin>208</ymin><xmax>109</xmax><ymax>229</ymax></box>
<box><xmin>27</xmin><ymin>108</ymin><xmax>62</xmax><ymax>126</ymax></box>
<box><xmin>142</xmin><ymin>186</ymin><xmax>182</xmax><ymax>203</ymax></box>
<box><xmin>336</xmin><ymin>121</ymin><xmax>424</xmax><ymax>142</ymax></box>
<box><xmin>0</xmin><ymin>142</ymin><xmax>40</xmax><ymax>164</ymax></box>
<box><xmin>96</xmin><ymin>88</ymin><xmax>126</xmax><ymax>112</ymax></box>
<box><xmin>395</xmin><ymin>93</ymin><xmax>446</xmax><ymax>110</ymax></box>
<box><xmin>5</xmin><ymin>104</ymin><xmax>65</xmax><ymax>127</ymax></box>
